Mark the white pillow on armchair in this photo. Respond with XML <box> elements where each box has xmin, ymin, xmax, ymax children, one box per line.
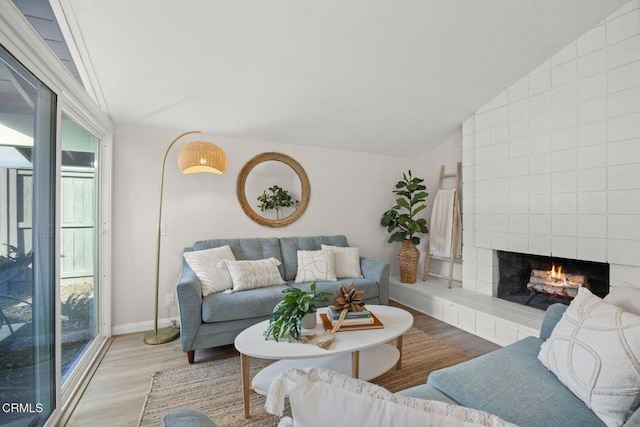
<box><xmin>265</xmin><ymin>368</ymin><xmax>515</xmax><ymax>427</ymax></box>
<box><xmin>538</xmin><ymin>287</ymin><xmax>640</xmax><ymax>426</ymax></box>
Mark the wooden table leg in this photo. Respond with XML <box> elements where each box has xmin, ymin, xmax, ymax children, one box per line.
<box><xmin>352</xmin><ymin>351</ymin><xmax>360</xmax><ymax>378</ymax></box>
<box><xmin>240</xmin><ymin>353</ymin><xmax>252</xmax><ymax>418</ymax></box>
<box><xmin>396</xmin><ymin>335</ymin><xmax>404</xmax><ymax>370</ymax></box>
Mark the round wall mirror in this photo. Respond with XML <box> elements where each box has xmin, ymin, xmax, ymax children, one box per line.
<box><xmin>237</xmin><ymin>152</ymin><xmax>311</xmax><ymax>227</ymax></box>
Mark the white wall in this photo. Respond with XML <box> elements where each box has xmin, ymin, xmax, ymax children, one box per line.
<box><xmin>413</xmin><ymin>130</ymin><xmax>463</xmax><ymax>280</ymax></box>
<box><xmin>111</xmin><ymin>125</ymin><xmax>415</xmax><ymax>332</ymax></box>
<box><xmin>461</xmin><ymin>0</ymin><xmax>640</xmax><ymax>296</ymax></box>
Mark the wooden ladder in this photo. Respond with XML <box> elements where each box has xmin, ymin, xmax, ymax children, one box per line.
<box><xmin>422</xmin><ymin>162</ymin><xmax>462</xmax><ymax>288</ymax></box>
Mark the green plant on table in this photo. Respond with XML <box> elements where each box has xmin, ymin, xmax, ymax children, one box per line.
<box><xmin>264</xmin><ymin>283</ymin><xmax>331</xmax><ymax>342</ymax></box>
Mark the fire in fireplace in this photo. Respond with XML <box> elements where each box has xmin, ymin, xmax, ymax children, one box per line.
<box><xmin>526</xmin><ymin>263</ymin><xmax>585</xmax><ymax>301</ymax></box>
<box><xmin>498</xmin><ymin>251</ymin><xmax>609</xmax><ymax>311</ymax></box>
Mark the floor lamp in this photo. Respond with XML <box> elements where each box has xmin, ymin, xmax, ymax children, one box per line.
<box><xmin>144</xmin><ymin>130</ymin><xmax>228</xmax><ymax>345</ymax></box>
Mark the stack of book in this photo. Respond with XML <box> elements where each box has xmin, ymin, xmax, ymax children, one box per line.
<box><xmin>319</xmin><ymin>306</ymin><xmax>384</xmax><ymax>331</ymax></box>
<box><xmin>327</xmin><ymin>306</ymin><xmax>374</xmax><ymax>325</ymax></box>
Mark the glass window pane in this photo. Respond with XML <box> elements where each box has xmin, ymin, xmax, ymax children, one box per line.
<box><xmin>0</xmin><ymin>45</ymin><xmax>56</xmax><ymax>425</ymax></box>
<box><xmin>60</xmin><ymin>114</ymin><xmax>98</xmax><ymax>381</ymax></box>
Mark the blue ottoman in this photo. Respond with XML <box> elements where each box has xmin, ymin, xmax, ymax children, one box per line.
<box><xmin>161</xmin><ymin>409</ymin><xmax>217</xmax><ymax>427</ymax></box>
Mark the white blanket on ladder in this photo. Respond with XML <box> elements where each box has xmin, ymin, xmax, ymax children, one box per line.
<box><xmin>429</xmin><ymin>189</ymin><xmax>461</xmax><ymax>258</ymax></box>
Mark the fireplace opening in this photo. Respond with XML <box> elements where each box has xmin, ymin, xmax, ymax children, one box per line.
<box><xmin>497</xmin><ymin>251</ymin><xmax>609</xmax><ymax>311</ymax></box>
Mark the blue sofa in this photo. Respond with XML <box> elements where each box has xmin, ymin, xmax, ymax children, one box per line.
<box><xmin>398</xmin><ymin>303</ymin><xmax>640</xmax><ymax>427</ymax></box>
<box><xmin>176</xmin><ymin>235</ymin><xmax>390</xmax><ymax>363</ymax></box>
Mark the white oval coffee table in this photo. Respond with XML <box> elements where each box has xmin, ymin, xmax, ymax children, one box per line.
<box><xmin>234</xmin><ymin>304</ymin><xmax>413</xmax><ymax>418</ymax></box>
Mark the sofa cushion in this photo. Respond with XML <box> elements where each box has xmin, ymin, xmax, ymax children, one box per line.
<box><xmin>605</xmin><ymin>284</ymin><xmax>640</xmax><ymax>315</ymax></box>
<box><xmin>280</xmin><ymin>236</ymin><xmax>348</xmax><ymax>281</ymax></box>
<box><xmin>192</xmin><ymin>237</ymin><xmax>284</xmax><ymax>278</ymax></box>
<box><xmin>538</xmin><ymin>287</ymin><xmax>640</xmax><ymax>426</ymax></box>
<box><xmin>396</xmin><ymin>384</ymin><xmax>457</xmax><ymax>404</ymax></box>
<box><xmin>182</xmin><ymin>246</ymin><xmax>236</xmax><ymax>296</ymax></box>
<box><xmin>292</xmin><ymin>278</ymin><xmax>380</xmax><ymax>303</ymax></box>
<box><xmin>294</xmin><ymin>249</ymin><xmax>337</xmax><ymax>283</ymax></box>
<box><xmin>427</xmin><ymin>336</ymin><xmax>605</xmax><ymax>427</ymax></box>
<box><xmin>539</xmin><ymin>303</ymin><xmax>568</xmax><ymax>340</ymax></box>
<box><xmin>321</xmin><ymin>244</ymin><xmax>363</xmax><ymax>279</ymax></box>
<box><xmin>224</xmin><ymin>258</ymin><xmax>286</xmax><ymax>292</ymax></box>
<box><xmin>201</xmin><ymin>284</ymin><xmax>289</xmax><ymax>323</ymax></box>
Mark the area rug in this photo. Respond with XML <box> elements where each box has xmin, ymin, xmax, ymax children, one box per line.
<box><xmin>138</xmin><ymin>328</ymin><xmax>472</xmax><ymax>426</ymax></box>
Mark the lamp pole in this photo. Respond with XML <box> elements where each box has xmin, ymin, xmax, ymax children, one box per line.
<box><xmin>144</xmin><ymin>130</ymin><xmax>201</xmax><ymax>345</ymax></box>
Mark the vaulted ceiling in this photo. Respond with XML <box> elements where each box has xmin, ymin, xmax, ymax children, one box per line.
<box><xmin>60</xmin><ymin>1</ymin><xmax>627</xmax><ymax>156</ymax></box>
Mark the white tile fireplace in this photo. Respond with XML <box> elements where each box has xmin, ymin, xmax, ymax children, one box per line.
<box><xmin>390</xmin><ymin>1</ymin><xmax>640</xmax><ymax>346</ymax></box>
<box><xmin>461</xmin><ymin>0</ymin><xmax>640</xmax><ymax>301</ymax></box>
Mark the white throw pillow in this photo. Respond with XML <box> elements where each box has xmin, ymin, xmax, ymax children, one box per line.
<box><xmin>538</xmin><ymin>287</ymin><xmax>640</xmax><ymax>426</ymax></box>
<box><xmin>321</xmin><ymin>244</ymin><xmax>362</xmax><ymax>279</ymax></box>
<box><xmin>294</xmin><ymin>249</ymin><xmax>337</xmax><ymax>283</ymax></box>
<box><xmin>265</xmin><ymin>368</ymin><xmax>515</xmax><ymax>427</ymax></box>
<box><xmin>224</xmin><ymin>257</ymin><xmax>286</xmax><ymax>292</ymax></box>
<box><xmin>604</xmin><ymin>284</ymin><xmax>640</xmax><ymax>316</ymax></box>
<box><xmin>182</xmin><ymin>246</ymin><xmax>236</xmax><ymax>296</ymax></box>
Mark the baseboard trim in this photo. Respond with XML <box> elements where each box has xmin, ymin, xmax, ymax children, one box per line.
<box><xmin>112</xmin><ymin>317</ymin><xmax>179</xmax><ymax>335</ymax></box>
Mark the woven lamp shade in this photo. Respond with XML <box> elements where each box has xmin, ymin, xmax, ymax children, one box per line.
<box><xmin>178</xmin><ymin>141</ymin><xmax>227</xmax><ymax>174</ymax></box>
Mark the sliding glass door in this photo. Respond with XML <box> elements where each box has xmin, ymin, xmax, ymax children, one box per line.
<box><xmin>0</xmin><ymin>1</ymin><xmax>113</xmax><ymax>423</ymax></box>
<box><xmin>0</xmin><ymin>45</ymin><xmax>56</xmax><ymax>425</ymax></box>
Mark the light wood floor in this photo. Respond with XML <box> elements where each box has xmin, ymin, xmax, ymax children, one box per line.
<box><xmin>64</xmin><ymin>301</ymin><xmax>500</xmax><ymax>426</ymax></box>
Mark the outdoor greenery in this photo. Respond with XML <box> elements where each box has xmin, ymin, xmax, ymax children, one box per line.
<box><xmin>61</xmin><ymin>294</ymin><xmax>92</xmax><ymax>329</ymax></box>
<box><xmin>380</xmin><ymin>170</ymin><xmax>429</xmax><ymax>245</ymax></box>
<box><xmin>0</xmin><ymin>244</ymin><xmax>33</xmax><ymax>270</ymax></box>
<box><xmin>264</xmin><ymin>283</ymin><xmax>331</xmax><ymax>342</ymax></box>
<box><xmin>256</xmin><ymin>185</ymin><xmax>298</xmax><ymax>219</ymax></box>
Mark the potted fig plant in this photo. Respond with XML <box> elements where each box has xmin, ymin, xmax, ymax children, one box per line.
<box><xmin>264</xmin><ymin>283</ymin><xmax>331</xmax><ymax>342</ymax></box>
<box><xmin>380</xmin><ymin>170</ymin><xmax>429</xmax><ymax>284</ymax></box>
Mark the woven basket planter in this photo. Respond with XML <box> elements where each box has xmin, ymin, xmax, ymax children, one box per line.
<box><xmin>398</xmin><ymin>240</ymin><xmax>420</xmax><ymax>284</ymax></box>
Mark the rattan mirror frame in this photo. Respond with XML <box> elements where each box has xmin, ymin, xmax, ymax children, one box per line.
<box><xmin>237</xmin><ymin>152</ymin><xmax>311</xmax><ymax>227</ymax></box>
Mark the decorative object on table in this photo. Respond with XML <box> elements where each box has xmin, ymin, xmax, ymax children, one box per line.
<box><xmin>319</xmin><ymin>311</ymin><xmax>384</xmax><ymax>331</ymax></box>
<box><xmin>237</xmin><ymin>152</ymin><xmax>311</xmax><ymax>228</ymax></box>
<box><xmin>322</xmin><ymin>294</ymin><xmax>380</xmax><ymax>329</ymax></box>
<box><xmin>300</xmin><ymin>312</ymin><xmax>317</xmax><ymax>329</ymax></box>
<box><xmin>256</xmin><ymin>185</ymin><xmax>299</xmax><ymax>220</ymax></box>
<box><xmin>332</xmin><ymin>282</ymin><xmax>366</xmax><ymax>312</ymax></box>
<box><xmin>263</xmin><ymin>283</ymin><xmax>331</xmax><ymax>342</ymax></box>
<box><xmin>301</xmin><ymin>283</ymin><xmax>373</xmax><ymax>349</ymax></box>
<box><xmin>380</xmin><ymin>170</ymin><xmax>429</xmax><ymax>284</ymax></box>
<box><xmin>327</xmin><ymin>305</ymin><xmax>374</xmax><ymax>324</ymax></box>
<box><xmin>145</xmin><ymin>131</ymin><xmax>228</xmax><ymax>345</ymax></box>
